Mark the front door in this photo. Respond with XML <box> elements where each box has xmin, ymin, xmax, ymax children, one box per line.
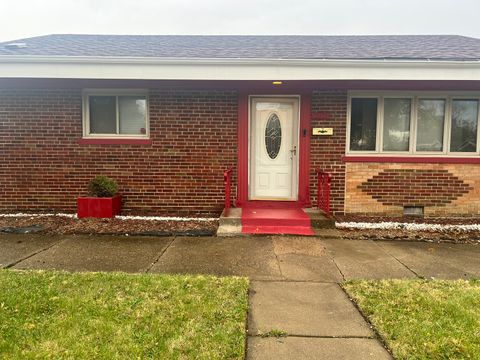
<box><xmin>250</xmin><ymin>97</ymin><xmax>299</xmax><ymax>200</ymax></box>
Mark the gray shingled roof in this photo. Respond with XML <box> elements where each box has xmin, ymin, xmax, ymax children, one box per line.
<box><xmin>0</xmin><ymin>34</ymin><xmax>479</xmax><ymax>61</ymax></box>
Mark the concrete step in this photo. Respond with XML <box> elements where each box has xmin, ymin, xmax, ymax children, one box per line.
<box><xmin>217</xmin><ymin>208</ymin><xmax>242</xmax><ymax>236</ymax></box>
<box><xmin>303</xmin><ymin>208</ymin><xmax>336</xmax><ymax>229</ymax></box>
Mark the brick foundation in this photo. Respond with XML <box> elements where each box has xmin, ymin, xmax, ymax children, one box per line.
<box><xmin>346</xmin><ymin>162</ymin><xmax>480</xmax><ymax>216</ymax></box>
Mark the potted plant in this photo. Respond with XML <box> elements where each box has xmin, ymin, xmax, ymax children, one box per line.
<box><xmin>77</xmin><ymin>176</ymin><xmax>122</xmax><ymax>218</ymax></box>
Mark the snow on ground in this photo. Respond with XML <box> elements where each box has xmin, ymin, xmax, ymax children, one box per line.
<box><xmin>336</xmin><ymin>221</ymin><xmax>480</xmax><ymax>232</ymax></box>
<box><xmin>0</xmin><ymin>213</ymin><xmax>217</xmax><ymax>222</ymax></box>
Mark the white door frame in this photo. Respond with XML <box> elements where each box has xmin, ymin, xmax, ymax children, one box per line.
<box><xmin>248</xmin><ymin>95</ymin><xmax>301</xmax><ymax>200</ymax></box>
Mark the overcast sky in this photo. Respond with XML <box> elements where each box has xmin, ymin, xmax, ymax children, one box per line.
<box><xmin>0</xmin><ymin>0</ymin><xmax>479</xmax><ymax>42</ymax></box>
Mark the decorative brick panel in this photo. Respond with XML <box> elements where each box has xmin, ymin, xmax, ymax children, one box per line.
<box><xmin>359</xmin><ymin>169</ymin><xmax>472</xmax><ymax>206</ymax></box>
<box><xmin>310</xmin><ymin>90</ymin><xmax>347</xmax><ymax>214</ymax></box>
<box><xmin>0</xmin><ymin>88</ymin><xmax>237</xmax><ymax>215</ymax></box>
<box><xmin>346</xmin><ymin>162</ymin><xmax>480</xmax><ymax>216</ymax></box>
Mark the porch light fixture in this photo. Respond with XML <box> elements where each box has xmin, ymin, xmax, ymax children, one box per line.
<box><xmin>272</xmin><ymin>81</ymin><xmax>283</xmax><ymax>85</ymax></box>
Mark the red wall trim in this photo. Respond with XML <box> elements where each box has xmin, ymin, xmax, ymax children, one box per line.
<box><xmin>236</xmin><ymin>93</ymin><xmax>311</xmax><ymax>207</ymax></box>
<box><xmin>343</xmin><ymin>155</ymin><xmax>480</xmax><ymax>164</ymax></box>
<box><xmin>299</xmin><ymin>94</ymin><xmax>311</xmax><ymax>206</ymax></box>
<box><xmin>78</xmin><ymin>138</ymin><xmax>152</xmax><ymax>145</ymax></box>
<box><xmin>236</xmin><ymin>93</ymin><xmax>249</xmax><ymax>205</ymax></box>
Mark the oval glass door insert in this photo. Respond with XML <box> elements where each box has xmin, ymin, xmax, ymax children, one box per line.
<box><xmin>265</xmin><ymin>113</ymin><xmax>282</xmax><ymax>159</ymax></box>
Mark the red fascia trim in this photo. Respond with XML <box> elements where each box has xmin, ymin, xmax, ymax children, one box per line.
<box><xmin>78</xmin><ymin>138</ymin><xmax>152</xmax><ymax>145</ymax></box>
<box><xmin>342</xmin><ymin>155</ymin><xmax>480</xmax><ymax>164</ymax></box>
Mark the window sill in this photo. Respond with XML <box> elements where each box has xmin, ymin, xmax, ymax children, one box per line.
<box><xmin>342</xmin><ymin>155</ymin><xmax>480</xmax><ymax>164</ymax></box>
<box><xmin>78</xmin><ymin>138</ymin><xmax>152</xmax><ymax>145</ymax></box>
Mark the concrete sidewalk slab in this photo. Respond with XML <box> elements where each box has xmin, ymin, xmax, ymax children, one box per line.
<box><xmin>322</xmin><ymin>239</ymin><xmax>416</xmax><ymax>280</ymax></box>
<box><xmin>272</xmin><ymin>236</ymin><xmax>343</xmax><ymax>282</ymax></box>
<box><xmin>277</xmin><ymin>253</ymin><xmax>344</xmax><ymax>282</ymax></box>
<box><xmin>377</xmin><ymin>241</ymin><xmax>480</xmax><ymax>279</ymax></box>
<box><xmin>248</xmin><ymin>281</ymin><xmax>373</xmax><ymax>337</ymax></box>
<box><xmin>0</xmin><ymin>234</ymin><xmax>60</xmax><ymax>268</ymax></box>
<box><xmin>150</xmin><ymin>236</ymin><xmax>282</xmax><ymax>280</ymax></box>
<box><xmin>247</xmin><ymin>337</ymin><xmax>392</xmax><ymax>360</ymax></box>
<box><xmin>13</xmin><ymin>235</ymin><xmax>172</xmax><ymax>273</ymax></box>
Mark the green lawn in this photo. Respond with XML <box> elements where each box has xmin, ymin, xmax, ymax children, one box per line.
<box><xmin>0</xmin><ymin>270</ymin><xmax>249</xmax><ymax>359</ymax></box>
<box><xmin>344</xmin><ymin>279</ymin><xmax>480</xmax><ymax>360</ymax></box>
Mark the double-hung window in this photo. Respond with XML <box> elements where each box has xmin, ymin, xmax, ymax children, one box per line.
<box><xmin>348</xmin><ymin>93</ymin><xmax>480</xmax><ymax>156</ymax></box>
<box><xmin>83</xmin><ymin>90</ymin><xmax>149</xmax><ymax>138</ymax></box>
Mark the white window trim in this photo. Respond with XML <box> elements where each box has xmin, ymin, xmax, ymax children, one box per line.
<box><xmin>82</xmin><ymin>89</ymin><xmax>150</xmax><ymax>139</ymax></box>
<box><xmin>346</xmin><ymin>91</ymin><xmax>480</xmax><ymax>157</ymax></box>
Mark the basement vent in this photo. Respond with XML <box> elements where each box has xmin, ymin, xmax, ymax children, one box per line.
<box><xmin>4</xmin><ymin>42</ymin><xmax>28</xmax><ymax>49</ymax></box>
<box><xmin>403</xmin><ymin>206</ymin><xmax>424</xmax><ymax>217</ymax></box>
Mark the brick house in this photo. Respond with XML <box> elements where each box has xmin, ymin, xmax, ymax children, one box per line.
<box><xmin>1</xmin><ymin>35</ymin><xmax>480</xmax><ymax>230</ymax></box>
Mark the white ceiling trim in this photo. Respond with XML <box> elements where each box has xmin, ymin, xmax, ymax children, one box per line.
<box><xmin>0</xmin><ymin>56</ymin><xmax>480</xmax><ymax>81</ymax></box>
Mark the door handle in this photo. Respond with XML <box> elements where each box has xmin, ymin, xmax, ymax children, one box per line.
<box><xmin>290</xmin><ymin>146</ymin><xmax>297</xmax><ymax>159</ymax></box>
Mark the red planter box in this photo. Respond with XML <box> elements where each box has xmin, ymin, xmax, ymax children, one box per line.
<box><xmin>77</xmin><ymin>195</ymin><xmax>122</xmax><ymax>218</ymax></box>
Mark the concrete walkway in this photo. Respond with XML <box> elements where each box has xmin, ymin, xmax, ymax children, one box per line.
<box><xmin>1</xmin><ymin>233</ymin><xmax>480</xmax><ymax>359</ymax></box>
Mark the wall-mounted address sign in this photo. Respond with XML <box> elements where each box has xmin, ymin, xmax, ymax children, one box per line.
<box><xmin>312</xmin><ymin>128</ymin><xmax>333</xmax><ymax>136</ymax></box>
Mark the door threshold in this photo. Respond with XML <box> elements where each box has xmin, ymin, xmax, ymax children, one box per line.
<box><xmin>241</xmin><ymin>200</ymin><xmax>303</xmax><ymax>209</ymax></box>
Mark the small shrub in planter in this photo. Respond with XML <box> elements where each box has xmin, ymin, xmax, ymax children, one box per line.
<box><xmin>77</xmin><ymin>176</ymin><xmax>122</xmax><ymax>218</ymax></box>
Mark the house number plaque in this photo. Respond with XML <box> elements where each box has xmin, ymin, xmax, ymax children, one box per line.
<box><xmin>312</xmin><ymin>128</ymin><xmax>333</xmax><ymax>136</ymax></box>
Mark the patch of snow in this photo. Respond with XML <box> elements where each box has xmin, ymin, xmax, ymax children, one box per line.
<box><xmin>0</xmin><ymin>213</ymin><xmax>77</xmax><ymax>218</ymax></box>
<box><xmin>115</xmin><ymin>215</ymin><xmax>217</xmax><ymax>222</ymax></box>
<box><xmin>336</xmin><ymin>221</ymin><xmax>480</xmax><ymax>232</ymax></box>
<box><xmin>0</xmin><ymin>213</ymin><xmax>217</xmax><ymax>222</ymax></box>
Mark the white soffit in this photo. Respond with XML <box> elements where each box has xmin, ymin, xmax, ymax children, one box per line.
<box><xmin>0</xmin><ymin>56</ymin><xmax>480</xmax><ymax>81</ymax></box>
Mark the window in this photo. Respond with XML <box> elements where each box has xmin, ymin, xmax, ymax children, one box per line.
<box><xmin>347</xmin><ymin>93</ymin><xmax>480</xmax><ymax>156</ymax></box>
<box><xmin>83</xmin><ymin>91</ymin><xmax>148</xmax><ymax>138</ymax></box>
<box><xmin>450</xmin><ymin>100</ymin><xmax>479</xmax><ymax>153</ymax></box>
<box><xmin>416</xmin><ymin>99</ymin><xmax>445</xmax><ymax>152</ymax></box>
<box><xmin>349</xmin><ymin>98</ymin><xmax>377</xmax><ymax>151</ymax></box>
<box><xmin>265</xmin><ymin>113</ymin><xmax>282</xmax><ymax>159</ymax></box>
<box><xmin>382</xmin><ymin>98</ymin><xmax>411</xmax><ymax>151</ymax></box>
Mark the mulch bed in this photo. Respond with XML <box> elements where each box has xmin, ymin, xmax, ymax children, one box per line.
<box><xmin>335</xmin><ymin>215</ymin><xmax>480</xmax><ymax>244</ymax></box>
<box><xmin>2</xmin><ymin>214</ymin><xmax>480</xmax><ymax>243</ymax></box>
<box><xmin>0</xmin><ymin>216</ymin><xmax>219</xmax><ymax>236</ymax></box>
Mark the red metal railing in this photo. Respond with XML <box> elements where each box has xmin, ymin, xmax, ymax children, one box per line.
<box><xmin>316</xmin><ymin>168</ymin><xmax>332</xmax><ymax>216</ymax></box>
<box><xmin>224</xmin><ymin>166</ymin><xmax>234</xmax><ymax>210</ymax></box>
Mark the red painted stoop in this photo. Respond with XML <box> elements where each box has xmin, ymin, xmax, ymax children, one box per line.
<box><xmin>241</xmin><ymin>208</ymin><xmax>315</xmax><ymax>235</ymax></box>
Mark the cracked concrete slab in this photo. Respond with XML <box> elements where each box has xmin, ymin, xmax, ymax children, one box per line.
<box><xmin>377</xmin><ymin>241</ymin><xmax>480</xmax><ymax>279</ymax></box>
<box><xmin>13</xmin><ymin>235</ymin><xmax>172</xmax><ymax>273</ymax></box>
<box><xmin>248</xmin><ymin>281</ymin><xmax>373</xmax><ymax>337</ymax></box>
<box><xmin>272</xmin><ymin>236</ymin><xmax>343</xmax><ymax>282</ymax></box>
<box><xmin>322</xmin><ymin>239</ymin><xmax>416</xmax><ymax>280</ymax></box>
<box><xmin>247</xmin><ymin>337</ymin><xmax>392</xmax><ymax>360</ymax></box>
<box><xmin>150</xmin><ymin>236</ymin><xmax>282</xmax><ymax>280</ymax></box>
<box><xmin>0</xmin><ymin>234</ymin><xmax>61</xmax><ymax>268</ymax></box>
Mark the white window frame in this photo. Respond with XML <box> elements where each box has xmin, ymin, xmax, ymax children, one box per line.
<box><xmin>346</xmin><ymin>91</ymin><xmax>480</xmax><ymax>157</ymax></box>
<box><xmin>82</xmin><ymin>89</ymin><xmax>150</xmax><ymax>139</ymax></box>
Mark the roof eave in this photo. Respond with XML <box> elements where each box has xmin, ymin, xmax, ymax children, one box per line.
<box><xmin>0</xmin><ymin>55</ymin><xmax>480</xmax><ymax>66</ymax></box>
<box><xmin>0</xmin><ymin>55</ymin><xmax>480</xmax><ymax>81</ymax></box>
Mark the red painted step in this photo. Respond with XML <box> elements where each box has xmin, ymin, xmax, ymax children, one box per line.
<box><xmin>241</xmin><ymin>208</ymin><xmax>315</xmax><ymax>235</ymax></box>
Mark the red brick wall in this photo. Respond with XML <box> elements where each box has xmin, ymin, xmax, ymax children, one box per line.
<box><xmin>310</xmin><ymin>90</ymin><xmax>347</xmax><ymax>214</ymax></box>
<box><xmin>0</xmin><ymin>88</ymin><xmax>238</xmax><ymax>215</ymax></box>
